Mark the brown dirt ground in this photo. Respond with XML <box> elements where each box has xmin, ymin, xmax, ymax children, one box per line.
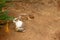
<box><xmin>0</xmin><ymin>1</ymin><xmax>60</xmax><ymax>40</ymax></box>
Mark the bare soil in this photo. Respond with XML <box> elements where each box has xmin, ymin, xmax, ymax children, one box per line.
<box><xmin>0</xmin><ymin>1</ymin><xmax>60</xmax><ymax>40</ymax></box>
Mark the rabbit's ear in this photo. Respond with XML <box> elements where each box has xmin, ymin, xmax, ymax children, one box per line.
<box><xmin>13</xmin><ymin>18</ymin><xmax>17</xmax><ymax>21</ymax></box>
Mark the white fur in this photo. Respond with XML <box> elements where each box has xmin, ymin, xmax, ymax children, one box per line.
<box><xmin>13</xmin><ymin>20</ymin><xmax>23</xmax><ymax>28</ymax></box>
<box><xmin>13</xmin><ymin>18</ymin><xmax>24</xmax><ymax>31</ymax></box>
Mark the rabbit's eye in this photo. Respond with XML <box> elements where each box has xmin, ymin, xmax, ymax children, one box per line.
<box><xmin>15</xmin><ymin>19</ymin><xmax>18</xmax><ymax>21</ymax></box>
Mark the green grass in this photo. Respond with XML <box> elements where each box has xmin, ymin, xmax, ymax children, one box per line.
<box><xmin>0</xmin><ymin>0</ymin><xmax>14</xmax><ymax>21</ymax></box>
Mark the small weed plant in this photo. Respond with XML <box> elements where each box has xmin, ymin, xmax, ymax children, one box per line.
<box><xmin>0</xmin><ymin>0</ymin><xmax>14</xmax><ymax>21</ymax></box>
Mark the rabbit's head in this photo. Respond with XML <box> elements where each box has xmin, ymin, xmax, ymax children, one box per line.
<box><xmin>13</xmin><ymin>17</ymin><xmax>22</xmax><ymax>23</ymax></box>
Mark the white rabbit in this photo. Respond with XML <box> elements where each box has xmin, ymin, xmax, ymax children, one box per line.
<box><xmin>13</xmin><ymin>14</ymin><xmax>34</xmax><ymax>32</ymax></box>
<box><xmin>13</xmin><ymin>17</ymin><xmax>24</xmax><ymax>32</ymax></box>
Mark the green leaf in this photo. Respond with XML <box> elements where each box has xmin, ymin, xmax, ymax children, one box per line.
<box><xmin>0</xmin><ymin>0</ymin><xmax>7</xmax><ymax>3</ymax></box>
<box><xmin>0</xmin><ymin>0</ymin><xmax>14</xmax><ymax>21</ymax></box>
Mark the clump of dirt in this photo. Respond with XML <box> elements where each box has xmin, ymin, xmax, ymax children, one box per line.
<box><xmin>53</xmin><ymin>31</ymin><xmax>60</xmax><ymax>40</ymax></box>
